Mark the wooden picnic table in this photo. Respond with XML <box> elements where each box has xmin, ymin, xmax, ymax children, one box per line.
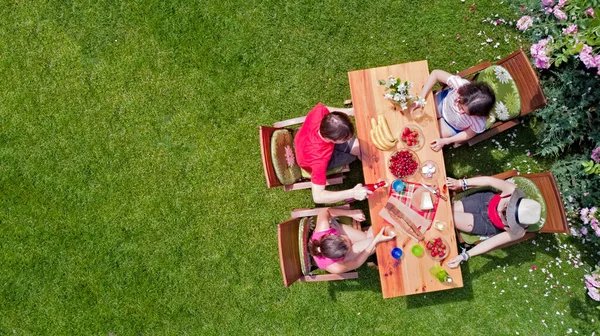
<box><xmin>348</xmin><ymin>60</ymin><xmax>463</xmax><ymax>298</ymax></box>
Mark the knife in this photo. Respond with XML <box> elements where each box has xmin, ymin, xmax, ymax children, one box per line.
<box><xmin>421</xmin><ymin>183</ymin><xmax>448</xmax><ymax>202</ymax></box>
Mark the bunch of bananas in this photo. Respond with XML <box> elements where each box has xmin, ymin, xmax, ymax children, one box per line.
<box><xmin>370</xmin><ymin>114</ymin><xmax>397</xmax><ymax>151</ymax></box>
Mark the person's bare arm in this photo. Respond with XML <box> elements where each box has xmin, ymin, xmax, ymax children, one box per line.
<box><xmin>327</xmin><ymin>208</ymin><xmax>365</xmax><ymax>222</ymax></box>
<box><xmin>311</xmin><ymin>183</ymin><xmax>370</xmax><ymax>204</ymax></box>
<box><xmin>418</xmin><ymin>69</ymin><xmax>453</xmax><ymax>101</ymax></box>
<box><xmin>430</xmin><ymin>128</ymin><xmax>477</xmax><ymax>151</ymax></box>
<box><xmin>325</xmin><ymin>229</ymin><xmax>392</xmax><ymax>273</ymax></box>
<box><xmin>447</xmin><ymin>175</ymin><xmax>517</xmax><ymax>195</ymax></box>
<box><xmin>324</xmin><ymin>106</ymin><xmax>354</xmax><ymax>116</ymax></box>
<box><xmin>447</xmin><ymin>231</ymin><xmax>525</xmax><ymax>268</ymax></box>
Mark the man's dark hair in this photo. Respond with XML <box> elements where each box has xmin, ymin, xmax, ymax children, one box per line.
<box><xmin>320</xmin><ymin>112</ymin><xmax>354</xmax><ymax>141</ymax></box>
<box><xmin>457</xmin><ymin>82</ymin><xmax>496</xmax><ymax>117</ymax></box>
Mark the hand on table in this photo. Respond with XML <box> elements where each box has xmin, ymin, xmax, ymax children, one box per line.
<box><xmin>374</xmin><ymin>228</ymin><xmax>395</xmax><ymax>244</ymax></box>
<box><xmin>351</xmin><ymin>184</ymin><xmax>372</xmax><ymax>201</ymax></box>
<box><xmin>430</xmin><ymin>138</ymin><xmax>449</xmax><ymax>152</ymax></box>
<box><xmin>447</xmin><ymin>254</ymin><xmax>464</xmax><ymax>268</ymax></box>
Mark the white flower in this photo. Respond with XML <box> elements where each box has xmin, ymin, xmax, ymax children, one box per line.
<box><xmin>385</xmin><ymin>93</ymin><xmax>393</xmax><ymax>99</ymax></box>
<box><xmin>394</xmin><ymin>93</ymin><xmax>402</xmax><ymax>101</ymax></box>
<box><xmin>398</xmin><ymin>83</ymin><xmax>406</xmax><ymax>92</ymax></box>
<box><xmin>494</xmin><ymin>66</ymin><xmax>512</xmax><ymax>83</ymax></box>
<box><xmin>495</xmin><ymin>101</ymin><xmax>509</xmax><ymax>119</ymax></box>
<box><xmin>389</xmin><ymin>78</ymin><xmax>397</xmax><ymax>86</ymax></box>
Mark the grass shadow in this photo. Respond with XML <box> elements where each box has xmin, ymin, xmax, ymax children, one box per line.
<box><xmin>323</xmin><ymin>264</ymin><xmax>386</xmax><ymax>300</ymax></box>
<box><xmin>444</xmin><ymin>119</ymin><xmax>555</xmax><ymax>178</ymax></box>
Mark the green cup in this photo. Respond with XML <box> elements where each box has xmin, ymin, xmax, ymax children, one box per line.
<box><xmin>411</xmin><ymin>245</ymin><xmax>424</xmax><ymax>257</ymax></box>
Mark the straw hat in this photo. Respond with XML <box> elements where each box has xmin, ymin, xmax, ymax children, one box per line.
<box><xmin>503</xmin><ymin>188</ymin><xmax>542</xmax><ymax>236</ymax></box>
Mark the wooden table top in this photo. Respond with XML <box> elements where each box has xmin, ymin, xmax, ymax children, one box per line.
<box><xmin>348</xmin><ymin>60</ymin><xmax>463</xmax><ymax>298</ymax></box>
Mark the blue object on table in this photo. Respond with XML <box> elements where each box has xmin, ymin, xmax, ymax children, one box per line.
<box><xmin>391</xmin><ymin>179</ymin><xmax>405</xmax><ymax>193</ymax></box>
<box><xmin>391</xmin><ymin>247</ymin><xmax>403</xmax><ymax>259</ymax></box>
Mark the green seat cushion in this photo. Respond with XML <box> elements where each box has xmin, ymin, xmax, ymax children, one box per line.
<box><xmin>475</xmin><ymin>65</ymin><xmax>521</xmax><ymax>129</ymax></box>
<box><xmin>271</xmin><ymin>129</ymin><xmax>302</xmax><ymax>185</ymax></box>
<box><xmin>298</xmin><ymin>217</ymin><xmax>313</xmax><ymax>276</ymax></box>
<box><xmin>454</xmin><ymin>176</ymin><xmax>548</xmax><ymax>243</ymax></box>
<box><xmin>300</xmin><ymin>165</ymin><xmax>346</xmax><ymax>179</ymax></box>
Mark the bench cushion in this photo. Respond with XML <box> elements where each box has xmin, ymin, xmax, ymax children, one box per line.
<box><xmin>475</xmin><ymin>65</ymin><xmax>521</xmax><ymax>128</ymax></box>
<box><xmin>271</xmin><ymin>129</ymin><xmax>302</xmax><ymax>185</ymax></box>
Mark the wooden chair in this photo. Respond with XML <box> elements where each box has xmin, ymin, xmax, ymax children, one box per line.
<box><xmin>278</xmin><ymin>205</ymin><xmax>359</xmax><ymax>287</ymax></box>
<box><xmin>260</xmin><ymin>110</ymin><xmax>354</xmax><ymax>191</ymax></box>
<box><xmin>435</xmin><ymin>49</ymin><xmax>547</xmax><ymax>146</ymax></box>
<box><xmin>454</xmin><ymin>170</ymin><xmax>569</xmax><ymax>251</ymax></box>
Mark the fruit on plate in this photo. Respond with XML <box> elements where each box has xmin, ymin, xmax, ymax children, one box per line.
<box><xmin>369</xmin><ymin>115</ymin><xmax>397</xmax><ymax>151</ymax></box>
<box><xmin>401</xmin><ymin>126</ymin><xmax>420</xmax><ymax>147</ymax></box>
<box><xmin>425</xmin><ymin>237</ymin><xmax>448</xmax><ymax>259</ymax></box>
<box><xmin>389</xmin><ymin>150</ymin><xmax>418</xmax><ymax>178</ymax></box>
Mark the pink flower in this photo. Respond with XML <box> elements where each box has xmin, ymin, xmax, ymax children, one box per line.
<box><xmin>517</xmin><ymin>16</ymin><xmax>533</xmax><ymax>31</ymax></box>
<box><xmin>592</xmin><ymin>147</ymin><xmax>600</xmax><ymax>163</ymax></box>
<box><xmin>585</xmin><ymin>274</ymin><xmax>600</xmax><ymax>288</ymax></box>
<box><xmin>545</xmin><ymin>7</ymin><xmax>554</xmax><ymax>14</ymax></box>
<box><xmin>581</xmin><ymin>207</ymin><xmax>590</xmax><ymax>218</ymax></box>
<box><xmin>535</xmin><ymin>55</ymin><xmax>551</xmax><ymax>69</ymax></box>
<box><xmin>284</xmin><ymin>145</ymin><xmax>296</xmax><ymax>167</ymax></box>
<box><xmin>581</xmin><ymin>226</ymin><xmax>588</xmax><ymax>235</ymax></box>
<box><xmin>579</xmin><ymin>44</ymin><xmax>598</xmax><ymax>69</ymax></box>
<box><xmin>585</xmin><ymin>7</ymin><xmax>595</xmax><ymax>18</ymax></box>
<box><xmin>557</xmin><ymin>0</ymin><xmax>567</xmax><ymax>8</ymax></box>
<box><xmin>591</xmin><ymin>218</ymin><xmax>600</xmax><ymax>236</ymax></box>
<box><xmin>554</xmin><ymin>7</ymin><xmax>567</xmax><ymax>20</ymax></box>
<box><xmin>588</xmin><ymin>287</ymin><xmax>600</xmax><ymax>301</ymax></box>
<box><xmin>592</xmin><ymin>207</ymin><xmax>598</xmax><ymax>215</ymax></box>
<box><xmin>531</xmin><ymin>38</ymin><xmax>550</xmax><ymax>58</ymax></box>
<box><xmin>562</xmin><ymin>24</ymin><xmax>577</xmax><ymax>35</ymax></box>
<box><xmin>532</xmin><ymin>265</ymin><xmax>538</xmax><ymax>271</ymax></box>
<box><xmin>542</xmin><ymin>0</ymin><xmax>554</xmax><ymax>7</ymax></box>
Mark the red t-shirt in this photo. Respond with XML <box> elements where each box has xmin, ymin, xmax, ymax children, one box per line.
<box><xmin>294</xmin><ymin>103</ymin><xmax>334</xmax><ymax>185</ymax></box>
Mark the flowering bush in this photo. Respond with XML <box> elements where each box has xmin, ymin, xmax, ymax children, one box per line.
<box><xmin>516</xmin><ymin>0</ymin><xmax>599</xmax><ymax>71</ymax></box>
<box><xmin>377</xmin><ymin>76</ymin><xmax>424</xmax><ymax>110</ymax></box>
<box><xmin>584</xmin><ymin>266</ymin><xmax>600</xmax><ymax>307</ymax></box>
<box><xmin>579</xmin><ymin>206</ymin><xmax>600</xmax><ymax>239</ymax></box>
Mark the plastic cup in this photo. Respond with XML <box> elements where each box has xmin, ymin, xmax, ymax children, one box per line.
<box><xmin>411</xmin><ymin>245</ymin><xmax>424</xmax><ymax>257</ymax></box>
<box><xmin>391</xmin><ymin>179</ymin><xmax>405</xmax><ymax>193</ymax></box>
<box><xmin>391</xmin><ymin>247</ymin><xmax>403</xmax><ymax>259</ymax></box>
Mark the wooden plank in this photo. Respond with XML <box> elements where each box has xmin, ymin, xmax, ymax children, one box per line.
<box><xmin>300</xmin><ymin>272</ymin><xmax>359</xmax><ymax>282</ymax></box>
<box><xmin>259</xmin><ymin>126</ymin><xmax>283</xmax><ymax>188</ymax></box>
<box><xmin>277</xmin><ymin>218</ymin><xmax>303</xmax><ymax>287</ymax></box>
<box><xmin>349</xmin><ymin>61</ymin><xmax>463</xmax><ymax>298</ymax></box>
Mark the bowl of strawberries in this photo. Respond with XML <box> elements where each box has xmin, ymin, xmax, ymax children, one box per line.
<box><xmin>400</xmin><ymin>124</ymin><xmax>424</xmax><ymax>151</ymax></box>
<box><xmin>425</xmin><ymin>237</ymin><xmax>449</xmax><ymax>260</ymax></box>
<box><xmin>388</xmin><ymin>149</ymin><xmax>419</xmax><ymax>179</ymax></box>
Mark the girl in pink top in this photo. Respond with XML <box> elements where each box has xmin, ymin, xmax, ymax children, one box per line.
<box><xmin>413</xmin><ymin>70</ymin><xmax>495</xmax><ymax>151</ymax></box>
<box><xmin>308</xmin><ymin>208</ymin><xmax>393</xmax><ymax>274</ymax></box>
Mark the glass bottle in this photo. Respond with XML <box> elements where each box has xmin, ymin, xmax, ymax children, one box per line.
<box><xmin>429</xmin><ymin>265</ymin><xmax>453</xmax><ymax>283</ymax></box>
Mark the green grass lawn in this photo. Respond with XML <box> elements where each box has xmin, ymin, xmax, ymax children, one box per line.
<box><xmin>1</xmin><ymin>0</ymin><xmax>598</xmax><ymax>334</ymax></box>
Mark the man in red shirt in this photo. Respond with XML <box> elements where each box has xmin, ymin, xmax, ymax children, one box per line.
<box><xmin>294</xmin><ymin>103</ymin><xmax>370</xmax><ymax>204</ymax></box>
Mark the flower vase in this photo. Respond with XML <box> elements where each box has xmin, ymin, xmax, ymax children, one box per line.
<box><xmin>388</xmin><ymin>99</ymin><xmax>408</xmax><ymax>112</ymax></box>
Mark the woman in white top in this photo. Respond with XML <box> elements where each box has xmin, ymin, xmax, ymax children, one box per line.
<box><xmin>413</xmin><ymin>70</ymin><xmax>495</xmax><ymax>151</ymax></box>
